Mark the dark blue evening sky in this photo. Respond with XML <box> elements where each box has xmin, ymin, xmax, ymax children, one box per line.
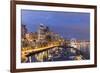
<box><xmin>21</xmin><ymin>9</ymin><xmax>90</xmax><ymax>40</ymax></box>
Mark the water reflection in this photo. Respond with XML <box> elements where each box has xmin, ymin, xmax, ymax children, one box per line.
<box><xmin>25</xmin><ymin>46</ymin><xmax>90</xmax><ymax>63</ymax></box>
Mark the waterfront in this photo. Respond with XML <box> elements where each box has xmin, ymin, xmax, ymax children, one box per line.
<box><xmin>21</xmin><ymin>24</ymin><xmax>90</xmax><ymax>63</ymax></box>
<box><xmin>24</xmin><ymin>46</ymin><xmax>90</xmax><ymax>63</ymax></box>
<box><xmin>21</xmin><ymin>10</ymin><xmax>90</xmax><ymax>63</ymax></box>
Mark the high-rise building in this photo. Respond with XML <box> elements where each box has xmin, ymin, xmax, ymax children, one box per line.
<box><xmin>21</xmin><ymin>24</ymin><xmax>27</xmax><ymax>38</ymax></box>
<box><xmin>38</xmin><ymin>24</ymin><xmax>48</xmax><ymax>40</ymax></box>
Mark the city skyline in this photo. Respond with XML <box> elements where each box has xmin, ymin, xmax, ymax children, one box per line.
<box><xmin>21</xmin><ymin>9</ymin><xmax>90</xmax><ymax>40</ymax></box>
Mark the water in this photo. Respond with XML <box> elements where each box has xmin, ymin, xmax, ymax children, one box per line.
<box><xmin>25</xmin><ymin>47</ymin><xmax>90</xmax><ymax>63</ymax></box>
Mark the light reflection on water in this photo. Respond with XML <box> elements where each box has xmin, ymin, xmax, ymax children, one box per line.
<box><xmin>25</xmin><ymin>46</ymin><xmax>90</xmax><ymax>63</ymax></box>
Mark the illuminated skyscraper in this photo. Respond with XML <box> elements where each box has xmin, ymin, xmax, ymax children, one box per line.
<box><xmin>38</xmin><ymin>24</ymin><xmax>47</xmax><ymax>40</ymax></box>
<box><xmin>21</xmin><ymin>24</ymin><xmax>27</xmax><ymax>38</ymax></box>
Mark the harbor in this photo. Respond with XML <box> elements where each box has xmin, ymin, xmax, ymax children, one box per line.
<box><xmin>21</xmin><ymin>24</ymin><xmax>90</xmax><ymax>63</ymax></box>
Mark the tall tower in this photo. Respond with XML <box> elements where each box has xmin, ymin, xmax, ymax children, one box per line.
<box><xmin>21</xmin><ymin>25</ymin><xmax>27</xmax><ymax>38</ymax></box>
<box><xmin>38</xmin><ymin>24</ymin><xmax>46</xmax><ymax>40</ymax></box>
